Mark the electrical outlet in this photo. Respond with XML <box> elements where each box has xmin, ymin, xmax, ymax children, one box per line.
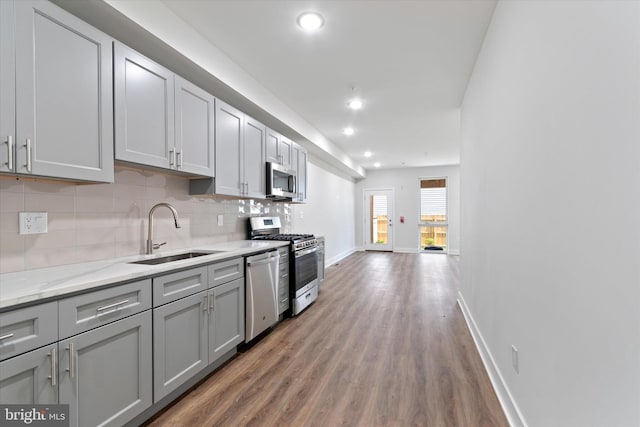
<box><xmin>19</xmin><ymin>212</ymin><xmax>48</xmax><ymax>235</ymax></box>
<box><xmin>511</xmin><ymin>345</ymin><xmax>519</xmax><ymax>374</ymax></box>
<box><xmin>217</xmin><ymin>214</ymin><xmax>224</xmax><ymax>226</ymax></box>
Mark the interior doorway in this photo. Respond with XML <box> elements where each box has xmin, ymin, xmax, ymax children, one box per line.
<box><xmin>364</xmin><ymin>189</ymin><xmax>394</xmax><ymax>251</ymax></box>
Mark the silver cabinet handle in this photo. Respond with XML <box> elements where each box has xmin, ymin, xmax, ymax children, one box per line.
<box><xmin>176</xmin><ymin>150</ymin><xmax>182</xmax><ymax>168</ymax></box>
<box><xmin>25</xmin><ymin>138</ymin><xmax>32</xmax><ymax>172</ymax></box>
<box><xmin>49</xmin><ymin>348</ymin><xmax>57</xmax><ymax>386</ymax></box>
<box><xmin>169</xmin><ymin>148</ymin><xmax>175</xmax><ymax>166</ymax></box>
<box><xmin>209</xmin><ymin>291</ymin><xmax>214</xmax><ymax>311</ymax></box>
<box><xmin>96</xmin><ymin>299</ymin><xmax>130</xmax><ymax>314</ymax></box>
<box><xmin>204</xmin><ymin>294</ymin><xmax>209</xmax><ymax>312</ymax></box>
<box><xmin>5</xmin><ymin>135</ymin><xmax>13</xmax><ymax>171</ymax></box>
<box><xmin>0</xmin><ymin>333</ymin><xmax>14</xmax><ymax>341</ymax></box>
<box><xmin>67</xmin><ymin>343</ymin><xmax>75</xmax><ymax>378</ymax></box>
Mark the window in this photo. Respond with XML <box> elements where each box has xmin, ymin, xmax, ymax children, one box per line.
<box><xmin>420</xmin><ymin>178</ymin><xmax>447</xmax><ymax>252</ymax></box>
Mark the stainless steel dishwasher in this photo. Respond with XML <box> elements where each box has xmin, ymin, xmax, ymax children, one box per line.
<box><xmin>245</xmin><ymin>250</ymin><xmax>279</xmax><ymax>342</ymax></box>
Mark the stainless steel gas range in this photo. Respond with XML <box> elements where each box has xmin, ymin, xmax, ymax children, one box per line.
<box><xmin>249</xmin><ymin>217</ymin><xmax>319</xmax><ymax>316</ymax></box>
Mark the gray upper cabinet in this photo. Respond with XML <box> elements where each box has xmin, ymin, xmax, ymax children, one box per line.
<box><xmin>266</xmin><ymin>127</ymin><xmax>292</xmax><ymax>168</ymax></box>
<box><xmin>0</xmin><ymin>0</ymin><xmax>114</xmax><ymax>182</ymax></box>
<box><xmin>215</xmin><ymin>100</ymin><xmax>244</xmax><ymax>196</ymax></box>
<box><xmin>175</xmin><ymin>76</ymin><xmax>215</xmax><ymax>176</ymax></box>
<box><xmin>0</xmin><ymin>344</ymin><xmax>58</xmax><ymax>405</ymax></box>
<box><xmin>243</xmin><ymin>116</ymin><xmax>266</xmax><ymax>198</ymax></box>
<box><xmin>291</xmin><ymin>143</ymin><xmax>308</xmax><ymax>203</ymax></box>
<box><xmin>114</xmin><ymin>42</ymin><xmax>175</xmax><ymax>170</ymax></box>
<box><xmin>265</xmin><ymin>128</ymin><xmax>280</xmax><ymax>165</ymax></box>
<box><xmin>0</xmin><ymin>1</ymin><xmax>15</xmax><ymax>175</ymax></box>
<box><xmin>59</xmin><ymin>311</ymin><xmax>152</xmax><ymax>427</ymax></box>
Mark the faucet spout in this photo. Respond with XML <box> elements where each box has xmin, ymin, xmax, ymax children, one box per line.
<box><xmin>147</xmin><ymin>203</ymin><xmax>181</xmax><ymax>254</ymax></box>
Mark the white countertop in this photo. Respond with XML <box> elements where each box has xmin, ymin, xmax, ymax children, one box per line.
<box><xmin>0</xmin><ymin>240</ymin><xmax>288</xmax><ymax>310</ymax></box>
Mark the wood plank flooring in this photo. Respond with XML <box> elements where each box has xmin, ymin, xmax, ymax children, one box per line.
<box><xmin>144</xmin><ymin>252</ymin><xmax>508</xmax><ymax>427</ymax></box>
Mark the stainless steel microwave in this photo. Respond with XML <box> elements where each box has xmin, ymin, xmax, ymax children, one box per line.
<box><xmin>266</xmin><ymin>162</ymin><xmax>296</xmax><ymax>200</ymax></box>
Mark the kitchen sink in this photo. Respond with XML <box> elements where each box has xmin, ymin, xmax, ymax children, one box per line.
<box><xmin>129</xmin><ymin>251</ymin><xmax>224</xmax><ymax>265</ymax></box>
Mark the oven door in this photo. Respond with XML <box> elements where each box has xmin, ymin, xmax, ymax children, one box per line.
<box><xmin>293</xmin><ymin>246</ymin><xmax>318</xmax><ymax>298</ymax></box>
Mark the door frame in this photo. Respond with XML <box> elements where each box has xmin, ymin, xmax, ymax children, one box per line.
<box><xmin>363</xmin><ymin>188</ymin><xmax>395</xmax><ymax>251</ymax></box>
<box><xmin>418</xmin><ymin>176</ymin><xmax>448</xmax><ymax>254</ymax></box>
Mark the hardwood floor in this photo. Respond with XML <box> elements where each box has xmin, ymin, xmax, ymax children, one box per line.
<box><xmin>144</xmin><ymin>252</ymin><xmax>508</xmax><ymax>427</ymax></box>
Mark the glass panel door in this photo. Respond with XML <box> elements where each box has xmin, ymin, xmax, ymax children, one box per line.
<box><xmin>420</xmin><ymin>178</ymin><xmax>447</xmax><ymax>253</ymax></box>
<box><xmin>364</xmin><ymin>189</ymin><xmax>394</xmax><ymax>251</ymax></box>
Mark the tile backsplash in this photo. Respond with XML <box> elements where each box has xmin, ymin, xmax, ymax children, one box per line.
<box><xmin>0</xmin><ymin>166</ymin><xmax>291</xmax><ymax>273</ymax></box>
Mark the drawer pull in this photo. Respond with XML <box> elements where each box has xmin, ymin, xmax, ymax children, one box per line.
<box><xmin>67</xmin><ymin>343</ymin><xmax>75</xmax><ymax>379</ymax></box>
<box><xmin>96</xmin><ymin>299</ymin><xmax>130</xmax><ymax>313</ymax></box>
<box><xmin>49</xmin><ymin>348</ymin><xmax>57</xmax><ymax>386</ymax></box>
<box><xmin>0</xmin><ymin>333</ymin><xmax>14</xmax><ymax>341</ymax></box>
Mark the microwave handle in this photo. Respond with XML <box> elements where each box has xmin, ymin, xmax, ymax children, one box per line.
<box><xmin>289</xmin><ymin>175</ymin><xmax>296</xmax><ymax>193</ymax></box>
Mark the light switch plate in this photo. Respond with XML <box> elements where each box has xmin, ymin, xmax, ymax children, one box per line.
<box><xmin>217</xmin><ymin>214</ymin><xmax>224</xmax><ymax>226</ymax></box>
<box><xmin>19</xmin><ymin>212</ymin><xmax>48</xmax><ymax>235</ymax></box>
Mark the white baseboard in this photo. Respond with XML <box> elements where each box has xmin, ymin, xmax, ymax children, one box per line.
<box><xmin>326</xmin><ymin>247</ymin><xmax>357</xmax><ymax>267</ymax></box>
<box><xmin>457</xmin><ymin>292</ymin><xmax>527</xmax><ymax>427</ymax></box>
<box><xmin>448</xmin><ymin>249</ymin><xmax>460</xmax><ymax>255</ymax></box>
<box><xmin>393</xmin><ymin>247</ymin><xmax>419</xmax><ymax>253</ymax></box>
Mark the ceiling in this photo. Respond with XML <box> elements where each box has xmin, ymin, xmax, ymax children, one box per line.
<box><xmin>161</xmin><ymin>0</ymin><xmax>496</xmax><ymax>171</ymax></box>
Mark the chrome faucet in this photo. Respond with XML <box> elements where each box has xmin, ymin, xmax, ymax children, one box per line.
<box><xmin>147</xmin><ymin>203</ymin><xmax>181</xmax><ymax>254</ymax></box>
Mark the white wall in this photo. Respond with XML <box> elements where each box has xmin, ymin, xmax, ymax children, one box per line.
<box><xmin>460</xmin><ymin>1</ymin><xmax>640</xmax><ymax>426</ymax></box>
<box><xmin>354</xmin><ymin>165</ymin><xmax>460</xmax><ymax>254</ymax></box>
<box><xmin>291</xmin><ymin>159</ymin><xmax>357</xmax><ymax>265</ymax></box>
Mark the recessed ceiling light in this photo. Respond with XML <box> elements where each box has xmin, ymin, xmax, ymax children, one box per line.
<box><xmin>348</xmin><ymin>98</ymin><xmax>363</xmax><ymax>110</ymax></box>
<box><xmin>297</xmin><ymin>12</ymin><xmax>324</xmax><ymax>31</ymax></box>
<box><xmin>364</xmin><ymin>151</ymin><xmax>372</xmax><ymax>158</ymax></box>
<box><xmin>374</xmin><ymin>162</ymin><xmax>381</xmax><ymax>168</ymax></box>
<box><xmin>343</xmin><ymin>127</ymin><xmax>355</xmax><ymax>136</ymax></box>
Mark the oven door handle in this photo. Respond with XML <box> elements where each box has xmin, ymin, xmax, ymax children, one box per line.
<box><xmin>295</xmin><ymin>246</ymin><xmax>317</xmax><ymax>257</ymax></box>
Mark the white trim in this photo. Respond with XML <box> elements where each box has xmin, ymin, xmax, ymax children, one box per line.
<box><xmin>326</xmin><ymin>247</ymin><xmax>357</xmax><ymax>267</ymax></box>
<box><xmin>448</xmin><ymin>249</ymin><xmax>460</xmax><ymax>256</ymax></box>
<box><xmin>393</xmin><ymin>247</ymin><xmax>419</xmax><ymax>254</ymax></box>
<box><xmin>457</xmin><ymin>292</ymin><xmax>528</xmax><ymax>427</ymax></box>
<box><xmin>362</xmin><ymin>188</ymin><xmax>395</xmax><ymax>251</ymax></box>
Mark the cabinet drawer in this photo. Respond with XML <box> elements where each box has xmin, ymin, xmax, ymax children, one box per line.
<box><xmin>153</xmin><ymin>266</ymin><xmax>208</xmax><ymax>306</ymax></box>
<box><xmin>59</xmin><ymin>279</ymin><xmax>151</xmax><ymax>339</ymax></box>
<box><xmin>209</xmin><ymin>257</ymin><xmax>244</xmax><ymax>288</ymax></box>
<box><xmin>0</xmin><ymin>302</ymin><xmax>58</xmax><ymax>361</ymax></box>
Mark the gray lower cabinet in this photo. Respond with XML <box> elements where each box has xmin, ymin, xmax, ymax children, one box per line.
<box><xmin>59</xmin><ymin>311</ymin><xmax>152</xmax><ymax>427</ymax></box>
<box><xmin>209</xmin><ymin>278</ymin><xmax>244</xmax><ymax>361</ymax></box>
<box><xmin>153</xmin><ymin>290</ymin><xmax>208</xmax><ymax>402</ymax></box>
<box><xmin>0</xmin><ymin>344</ymin><xmax>58</xmax><ymax>404</ymax></box>
<box><xmin>1</xmin><ymin>0</ymin><xmax>114</xmax><ymax>182</ymax></box>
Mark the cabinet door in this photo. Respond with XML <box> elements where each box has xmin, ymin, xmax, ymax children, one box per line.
<box><xmin>209</xmin><ymin>278</ymin><xmax>244</xmax><ymax>362</ymax></box>
<box><xmin>0</xmin><ymin>0</ymin><xmax>14</xmax><ymax>174</ymax></box>
<box><xmin>244</xmin><ymin>116</ymin><xmax>266</xmax><ymax>198</ymax></box>
<box><xmin>175</xmin><ymin>76</ymin><xmax>214</xmax><ymax>176</ymax></box>
<box><xmin>0</xmin><ymin>345</ymin><xmax>57</xmax><ymax>405</ymax></box>
<box><xmin>153</xmin><ymin>291</ymin><xmax>208</xmax><ymax>402</ymax></box>
<box><xmin>297</xmin><ymin>147</ymin><xmax>308</xmax><ymax>203</ymax></box>
<box><xmin>114</xmin><ymin>42</ymin><xmax>175</xmax><ymax>170</ymax></box>
<box><xmin>279</xmin><ymin>136</ymin><xmax>293</xmax><ymax>168</ymax></box>
<box><xmin>265</xmin><ymin>128</ymin><xmax>280</xmax><ymax>164</ymax></box>
<box><xmin>15</xmin><ymin>0</ymin><xmax>114</xmax><ymax>182</ymax></box>
<box><xmin>59</xmin><ymin>312</ymin><xmax>152</xmax><ymax>427</ymax></box>
<box><xmin>214</xmin><ymin>100</ymin><xmax>243</xmax><ymax>196</ymax></box>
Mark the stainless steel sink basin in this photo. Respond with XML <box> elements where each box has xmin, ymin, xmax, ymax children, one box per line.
<box><xmin>129</xmin><ymin>251</ymin><xmax>223</xmax><ymax>265</ymax></box>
